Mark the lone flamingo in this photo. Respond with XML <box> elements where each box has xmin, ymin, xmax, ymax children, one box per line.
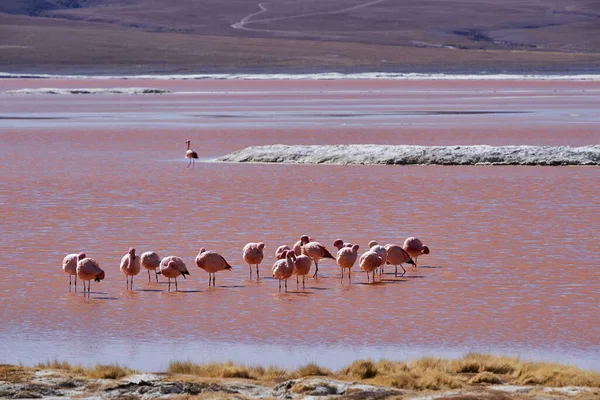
<box><xmin>336</xmin><ymin>243</ymin><xmax>360</xmax><ymax>283</ymax></box>
<box><xmin>62</xmin><ymin>252</ymin><xmax>86</xmax><ymax>292</ymax></box>
<box><xmin>300</xmin><ymin>235</ymin><xmax>334</xmax><ymax>278</ymax></box>
<box><xmin>185</xmin><ymin>140</ymin><xmax>199</xmax><ymax>168</ymax></box>
<box><xmin>291</xmin><ymin>252</ymin><xmax>312</xmax><ymax>289</ymax></box>
<box><xmin>158</xmin><ymin>256</ymin><xmax>189</xmax><ymax>292</ymax></box>
<box><xmin>368</xmin><ymin>240</ymin><xmax>388</xmax><ymax>277</ymax></box>
<box><xmin>76</xmin><ymin>256</ymin><xmax>105</xmax><ymax>297</ymax></box>
<box><xmin>275</xmin><ymin>245</ymin><xmax>291</xmax><ymax>260</ymax></box>
<box><xmin>385</xmin><ymin>244</ymin><xmax>415</xmax><ymax>277</ymax></box>
<box><xmin>140</xmin><ymin>251</ymin><xmax>161</xmax><ymax>282</ymax></box>
<box><xmin>120</xmin><ymin>248</ymin><xmax>141</xmax><ymax>290</ymax></box>
<box><xmin>195</xmin><ymin>248</ymin><xmax>233</xmax><ymax>287</ymax></box>
<box><xmin>403</xmin><ymin>237</ymin><xmax>430</xmax><ymax>268</ymax></box>
<box><xmin>242</xmin><ymin>242</ymin><xmax>265</xmax><ymax>279</ymax></box>
<box><xmin>272</xmin><ymin>250</ymin><xmax>295</xmax><ymax>292</ymax></box>
<box><xmin>359</xmin><ymin>250</ymin><xmax>383</xmax><ymax>284</ymax></box>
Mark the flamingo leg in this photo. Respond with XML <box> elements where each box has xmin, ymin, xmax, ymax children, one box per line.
<box><xmin>168</xmin><ymin>278</ymin><xmax>171</xmax><ymax>292</ymax></box>
<box><xmin>400</xmin><ymin>265</ymin><xmax>406</xmax><ymax>276</ymax></box>
<box><xmin>74</xmin><ymin>275</ymin><xmax>77</xmax><ymax>292</ymax></box>
<box><xmin>69</xmin><ymin>275</ymin><xmax>72</xmax><ymax>292</ymax></box>
<box><xmin>296</xmin><ymin>275</ymin><xmax>299</xmax><ymax>289</ymax></box>
<box><xmin>278</xmin><ymin>279</ymin><xmax>281</xmax><ymax>292</ymax></box>
<box><xmin>131</xmin><ymin>275</ymin><xmax>134</xmax><ymax>291</ymax></box>
<box><xmin>372</xmin><ymin>270</ymin><xmax>375</xmax><ymax>282</ymax></box>
<box><xmin>148</xmin><ymin>270</ymin><xmax>151</xmax><ymax>282</ymax></box>
<box><xmin>192</xmin><ymin>159</ymin><xmax>195</xmax><ymax>169</ymax></box>
<box><xmin>248</xmin><ymin>264</ymin><xmax>252</xmax><ymax>279</ymax></box>
<box><xmin>285</xmin><ymin>279</ymin><xmax>288</xmax><ymax>293</ymax></box>
<box><xmin>155</xmin><ymin>270</ymin><xmax>159</xmax><ymax>282</ymax></box>
<box><xmin>187</xmin><ymin>159</ymin><xmax>192</xmax><ymax>168</ymax></box>
<box><xmin>366</xmin><ymin>271</ymin><xmax>369</xmax><ymax>283</ymax></box>
<box><xmin>313</xmin><ymin>260</ymin><xmax>319</xmax><ymax>278</ymax></box>
<box><xmin>341</xmin><ymin>268</ymin><xmax>344</xmax><ymax>282</ymax></box>
<box><xmin>302</xmin><ymin>275</ymin><xmax>305</xmax><ymax>289</ymax></box>
<box><xmin>175</xmin><ymin>277</ymin><xmax>178</xmax><ymax>291</ymax></box>
<box><xmin>348</xmin><ymin>269</ymin><xmax>351</xmax><ymax>284</ymax></box>
<box><xmin>256</xmin><ymin>265</ymin><xmax>260</xmax><ymax>279</ymax></box>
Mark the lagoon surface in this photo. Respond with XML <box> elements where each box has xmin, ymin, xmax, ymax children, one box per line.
<box><xmin>0</xmin><ymin>78</ymin><xmax>598</xmax><ymax>371</ymax></box>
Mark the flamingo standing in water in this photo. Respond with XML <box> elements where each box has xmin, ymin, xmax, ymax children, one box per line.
<box><xmin>385</xmin><ymin>244</ymin><xmax>415</xmax><ymax>277</ymax></box>
<box><xmin>141</xmin><ymin>251</ymin><xmax>161</xmax><ymax>282</ymax></box>
<box><xmin>76</xmin><ymin>256</ymin><xmax>105</xmax><ymax>296</ymax></box>
<box><xmin>62</xmin><ymin>252</ymin><xmax>86</xmax><ymax>292</ymax></box>
<box><xmin>291</xmin><ymin>252</ymin><xmax>312</xmax><ymax>289</ymax></box>
<box><xmin>403</xmin><ymin>237</ymin><xmax>430</xmax><ymax>268</ymax></box>
<box><xmin>360</xmin><ymin>250</ymin><xmax>383</xmax><ymax>283</ymax></box>
<box><xmin>158</xmin><ymin>256</ymin><xmax>189</xmax><ymax>292</ymax></box>
<box><xmin>275</xmin><ymin>245</ymin><xmax>291</xmax><ymax>260</ymax></box>
<box><xmin>272</xmin><ymin>250</ymin><xmax>295</xmax><ymax>292</ymax></box>
<box><xmin>300</xmin><ymin>235</ymin><xmax>335</xmax><ymax>278</ymax></box>
<box><xmin>242</xmin><ymin>242</ymin><xmax>265</xmax><ymax>279</ymax></box>
<box><xmin>120</xmin><ymin>248</ymin><xmax>141</xmax><ymax>290</ymax></box>
<box><xmin>195</xmin><ymin>248</ymin><xmax>233</xmax><ymax>287</ymax></box>
<box><xmin>368</xmin><ymin>240</ymin><xmax>388</xmax><ymax>277</ymax></box>
<box><xmin>185</xmin><ymin>140</ymin><xmax>199</xmax><ymax>168</ymax></box>
<box><xmin>335</xmin><ymin>242</ymin><xmax>359</xmax><ymax>283</ymax></box>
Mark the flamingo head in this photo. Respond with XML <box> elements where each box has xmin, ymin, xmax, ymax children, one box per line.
<box><xmin>257</xmin><ymin>242</ymin><xmax>265</xmax><ymax>251</ymax></box>
<box><xmin>352</xmin><ymin>244</ymin><xmax>360</xmax><ymax>252</ymax></box>
<box><xmin>128</xmin><ymin>248</ymin><xmax>136</xmax><ymax>257</ymax></box>
<box><xmin>368</xmin><ymin>240</ymin><xmax>378</xmax><ymax>248</ymax></box>
<box><xmin>77</xmin><ymin>252</ymin><xmax>86</xmax><ymax>260</ymax></box>
<box><xmin>333</xmin><ymin>239</ymin><xmax>344</xmax><ymax>250</ymax></box>
<box><xmin>96</xmin><ymin>270</ymin><xmax>105</xmax><ymax>281</ymax></box>
<box><xmin>300</xmin><ymin>235</ymin><xmax>310</xmax><ymax>245</ymax></box>
<box><xmin>422</xmin><ymin>246</ymin><xmax>430</xmax><ymax>255</ymax></box>
<box><xmin>198</xmin><ymin>247</ymin><xmax>206</xmax><ymax>255</ymax></box>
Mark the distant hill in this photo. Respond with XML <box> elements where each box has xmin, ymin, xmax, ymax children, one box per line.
<box><xmin>1</xmin><ymin>0</ymin><xmax>600</xmax><ymax>74</ymax></box>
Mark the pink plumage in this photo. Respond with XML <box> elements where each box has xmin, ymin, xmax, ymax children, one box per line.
<box><xmin>120</xmin><ymin>248</ymin><xmax>141</xmax><ymax>291</ymax></box>
<box><xmin>385</xmin><ymin>244</ymin><xmax>414</xmax><ymax>277</ymax></box>
<box><xmin>242</xmin><ymin>242</ymin><xmax>265</xmax><ymax>279</ymax></box>
<box><xmin>272</xmin><ymin>250</ymin><xmax>295</xmax><ymax>292</ymax></box>
<box><xmin>300</xmin><ymin>235</ymin><xmax>334</xmax><ymax>278</ymax></box>
<box><xmin>140</xmin><ymin>251</ymin><xmax>161</xmax><ymax>282</ymax></box>
<box><xmin>403</xmin><ymin>237</ymin><xmax>430</xmax><ymax>268</ymax></box>
<box><xmin>336</xmin><ymin>244</ymin><xmax>359</xmax><ymax>282</ymax></box>
<box><xmin>76</xmin><ymin>257</ymin><xmax>104</xmax><ymax>296</ymax></box>
<box><xmin>359</xmin><ymin>250</ymin><xmax>383</xmax><ymax>283</ymax></box>
<box><xmin>195</xmin><ymin>248</ymin><xmax>233</xmax><ymax>287</ymax></box>
<box><xmin>159</xmin><ymin>255</ymin><xmax>189</xmax><ymax>292</ymax></box>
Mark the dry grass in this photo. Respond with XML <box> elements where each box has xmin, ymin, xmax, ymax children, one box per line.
<box><xmin>35</xmin><ymin>359</ymin><xmax>136</xmax><ymax>379</ymax></box>
<box><xmin>26</xmin><ymin>354</ymin><xmax>600</xmax><ymax>391</ymax></box>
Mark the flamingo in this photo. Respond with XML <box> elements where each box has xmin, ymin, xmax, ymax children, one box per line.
<box><xmin>333</xmin><ymin>239</ymin><xmax>352</xmax><ymax>251</ymax></box>
<box><xmin>242</xmin><ymin>242</ymin><xmax>265</xmax><ymax>279</ymax></box>
<box><xmin>185</xmin><ymin>140</ymin><xmax>199</xmax><ymax>168</ymax></box>
<box><xmin>272</xmin><ymin>250</ymin><xmax>295</xmax><ymax>292</ymax></box>
<box><xmin>368</xmin><ymin>240</ymin><xmax>388</xmax><ymax>277</ymax></box>
<box><xmin>76</xmin><ymin>257</ymin><xmax>105</xmax><ymax>296</ymax></box>
<box><xmin>300</xmin><ymin>235</ymin><xmax>335</xmax><ymax>278</ymax></box>
<box><xmin>195</xmin><ymin>248</ymin><xmax>233</xmax><ymax>287</ymax></box>
<box><xmin>403</xmin><ymin>237</ymin><xmax>430</xmax><ymax>268</ymax></box>
<box><xmin>359</xmin><ymin>250</ymin><xmax>383</xmax><ymax>284</ymax></box>
<box><xmin>158</xmin><ymin>256</ymin><xmax>189</xmax><ymax>292</ymax></box>
<box><xmin>62</xmin><ymin>252</ymin><xmax>86</xmax><ymax>292</ymax></box>
<box><xmin>385</xmin><ymin>244</ymin><xmax>415</xmax><ymax>277</ymax></box>
<box><xmin>293</xmin><ymin>235</ymin><xmax>314</xmax><ymax>256</ymax></box>
<box><xmin>275</xmin><ymin>245</ymin><xmax>291</xmax><ymax>260</ymax></box>
<box><xmin>140</xmin><ymin>251</ymin><xmax>161</xmax><ymax>282</ymax></box>
<box><xmin>291</xmin><ymin>252</ymin><xmax>312</xmax><ymax>289</ymax></box>
<box><xmin>336</xmin><ymin>244</ymin><xmax>359</xmax><ymax>283</ymax></box>
<box><xmin>120</xmin><ymin>248</ymin><xmax>141</xmax><ymax>290</ymax></box>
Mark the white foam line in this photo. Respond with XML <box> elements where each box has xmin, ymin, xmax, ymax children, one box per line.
<box><xmin>2</xmin><ymin>72</ymin><xmax>600</xmax><ymax>81</ymax></box>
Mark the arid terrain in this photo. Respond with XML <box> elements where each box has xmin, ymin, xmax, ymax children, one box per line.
<box><xmin>1</xmin><ymin>354</ymin><xmax>599</xmax><ymax>399</ymax></box>
<box><xmin>1</xmin><ymin>0</ymin><xmax>600</xmax><ymax>73</ymax></box>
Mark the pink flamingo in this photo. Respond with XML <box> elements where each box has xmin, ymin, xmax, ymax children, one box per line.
<box><xmin>120</xmin><ymin>248</ymin><xmax>141</xmax><ymax>290</ymax></box>
<box><xmin>335</xmin><ymin>243</ymin><xmax>359</xmax><ymax>283</ymax></box>
<box><xmin>140</xmin><ymin>251</ymin><xmax>161</xmax><ymax>282</ymax></box>
<box><xmin>195</xmin><ymin>248</ymin><xmax>233</xmax><ymax>287</ymax></box>
<box><xmin>76</xmin><ymin>256</ymin><xmax>105</xmax><ymax>296</ymax></box>
<box><xmin>293</xmin><ymin>235</ymin><xmax>315</xmax><ymax>256</ymax></box>
<box><xmin>359</xmin><ymin>250</ymin><xmax>383</xmax><ymax>284</ymax></box>
<box><xmin>272</xmin><ymin>250</ymin><xmax>295</xmax><ymax>292</ymax></box>
<box><xmin>275</xmin><ymin>245</ymin><xmax>291</xmax><ymax>260</ymax></box>
<box><xmin>403</xmin><ymin>237</ymin><xmax>430</xmax><ymax>268</ymax></box>
<box><xmin>333</xmin><ymin>239</ymin><xmax>352</xmax><ymax>251</ymax></box>
<box><xmin>185</xmin><ymin>140</ymin><xmax>199</xmax><ymax>168</ymax></box>
<box><xmin>385</xmin><ymin>244</ymin><xmax>415</xmax><ymax>277</ymax></box>
<box><xmin>291</xmin><ymin>252</ymin><xmax>312</xmax><ymax>289</ymax></box>
<box><xmin>242</xmin><ymin>242</ymin><xmax>265</xmax><ymax>279</ymax></box>
<box><xmin>300</xmin><ymin>235</ymin><xmax>335</xmax><ymax>278</ymax></box>
<box><xmin>158</xmin><ymin>256</ymin><xmax>190</xmax><ymax>292</ymax></box>
<box><xmin>368</xmin><ymin>240</ymin><xmax>388</xmax><ymax>277</ymax></box>
<box><xmin>62</xmin><ymin>252</ymin><xmax>86</xmax><ymax>292</ymax></box>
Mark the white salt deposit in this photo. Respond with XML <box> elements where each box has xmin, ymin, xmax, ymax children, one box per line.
<box><xmin>216</xmin><ymin>144</ymin><xmax>600</xmax><ymax>166</ymax></box>
<box><xmin>5</xmin><ymin>87</ymin><xmax>170</xmax><ymax>95</ymax></box>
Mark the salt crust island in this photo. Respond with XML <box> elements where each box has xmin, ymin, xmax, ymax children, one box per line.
<box><xmin>216</xmin><ymin>144</ymin><xmax>600</xmax><ymax>166</ymax></box>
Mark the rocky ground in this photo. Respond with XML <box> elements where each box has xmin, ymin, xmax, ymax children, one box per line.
<box><xmin>1</xmin><ymin>366</ymin><xmax>598</xmax><ymax>400</ymax></box>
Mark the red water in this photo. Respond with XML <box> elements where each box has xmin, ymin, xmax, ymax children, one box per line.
<box><xmin>1</xmin><ymin>78</ymin><xmax>599</xmax><ymax>371</ymax></box>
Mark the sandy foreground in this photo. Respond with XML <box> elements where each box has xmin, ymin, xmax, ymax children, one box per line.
<box><xmin>2</xmin><ymin>359</ymin><xmax>599</xmax><ymax>400</ymax></box>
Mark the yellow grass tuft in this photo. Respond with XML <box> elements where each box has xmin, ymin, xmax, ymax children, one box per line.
<box><xmin>340</xmin><ymin>359</ymin><xmax>378</xmax><ymax>379</ymax></box>
<box><xmin>35</xmin><ymin>360</ymin><xmax>135</xmax><ymax>379</ymax></box>
<box><xmin>292</xmin><ymin>362</ymin><xmax>332</xmax><ymax>378</ymax></box>
<box><xmin>469</xmin><ymin>371</ymin><xmax>503</xmax><ymax>384</ymax></box>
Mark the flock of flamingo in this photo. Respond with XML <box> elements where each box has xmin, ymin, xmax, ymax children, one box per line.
<box><xmin>62</xmin><ymin>235</ymin><xmax>430</xmax><ymax>295</ymax></box>
<box><xmin>63</xmin><ymin>142</ymin><xmax>430</xmax><ymax>295</ymax></box>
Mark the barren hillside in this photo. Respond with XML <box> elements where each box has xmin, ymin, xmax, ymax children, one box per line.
<box><xmin>1</xmin><ymin>0</ymin><xmax>600</xmax><ymax>73</ymax></box>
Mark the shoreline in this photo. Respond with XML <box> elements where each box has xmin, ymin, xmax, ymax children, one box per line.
<box><xmin>2</xmin><ymin>355</ymin><xmax>599</xmax><ymax>399</ymax></box>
